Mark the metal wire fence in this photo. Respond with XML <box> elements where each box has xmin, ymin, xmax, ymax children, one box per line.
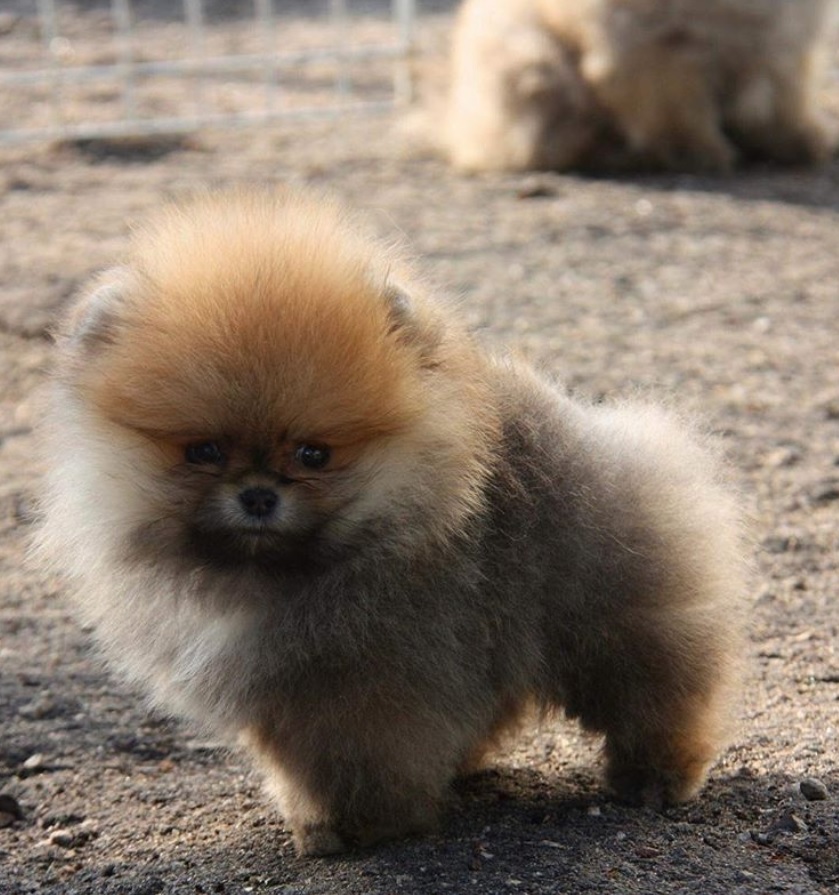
<box><xmin>0</xmin><ymin>0</ymin><xmax>417</xmax><ymax>145</ymax></box>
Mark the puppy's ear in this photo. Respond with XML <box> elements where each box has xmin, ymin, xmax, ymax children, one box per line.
<box><xmin>384</xmin><ymin>283</ymin><xmax>416</xmax><ymax>334</ymax></box>
<box><xmin>384</xmin><ymin>283</ymin><xmax>443</xmax><ymax>366</ymax></box>
<box><xmin>61</xmin><ymin>267</ymin><xmax>131</xmax><ymax>352</ymax></box>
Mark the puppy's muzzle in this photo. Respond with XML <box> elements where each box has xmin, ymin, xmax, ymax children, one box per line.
<box><xmin>239</xmin><ymin>486</ymin><xmax>279</xmax><ymax>519</ymax></box>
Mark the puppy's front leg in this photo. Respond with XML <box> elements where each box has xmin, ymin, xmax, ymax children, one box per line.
<box><xmin>243</xmin><ymin>711</ymin><xmax>462</xmax><ymax>855</ymax></box>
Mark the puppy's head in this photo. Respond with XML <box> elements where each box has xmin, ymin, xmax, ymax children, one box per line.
<box><xmin>48</xmin><ymin>191</ymin><xmax>496</xmax><ymax>574</ymax></box>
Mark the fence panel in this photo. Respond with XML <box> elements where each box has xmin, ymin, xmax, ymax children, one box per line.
<box><xmin>0</xmin><ymin>0</ymin><xmax>416</xmax><ymax>145</ymax></box>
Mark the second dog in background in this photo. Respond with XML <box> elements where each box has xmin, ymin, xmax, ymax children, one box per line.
<box><xmin>443</xmin><ymin>0</ymin><xmax>837</xmax><ymax>172</ymax></box>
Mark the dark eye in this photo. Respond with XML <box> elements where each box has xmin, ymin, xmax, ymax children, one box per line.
<box><xmin>295</xmin><ymin>444</ymin><xmax>331</xmax><ymax>470</ymax></box>
<box><xmin>185</xmin><ymin>441</ymin><xmax>225</xmax><ymax>465</ymax></box>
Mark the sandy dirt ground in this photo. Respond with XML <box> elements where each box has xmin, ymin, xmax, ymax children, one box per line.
<box><xmin>1</xmin><ymin>3</ymin><xmax>837</xmax><ymax>894</ymax></box>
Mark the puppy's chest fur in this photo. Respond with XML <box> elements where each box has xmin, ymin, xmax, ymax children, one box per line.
<box><xmin>122</xmin><ymin>379</ymin><xmax>647</xmax><ymax>740</ymax></box>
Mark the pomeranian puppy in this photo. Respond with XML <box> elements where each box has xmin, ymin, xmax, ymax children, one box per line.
<box><xmin>443</xmin><ymin>0</ymin><xmax>837</xmax><ymax>172</ymax></box>
<box><xmin>37</xmin><ymin>190</ymin><xmax>745</xmax><ymax>856</ymax></box>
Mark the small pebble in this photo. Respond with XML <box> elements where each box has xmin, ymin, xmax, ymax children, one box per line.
<box><xmin>786</xmin><ymin>814</ymin><xmax>808</xmax><ymax>833</ymax></box>
<box><xmin>48</xmin><ymin>828</ymin><xmax>76</xmax><ymax>848</ymax></box>
<box><xmin>20</xmin><ymin>695</ymin><xmax>58</xmax><ymax>720</ymax></box>
<box><xmin>764</xmin><ymin>446</ymin><xmax>802</xmax><ymax>468</ymax></box>
<box><xmin>47</xmin><ymin>825</ymin><xmax>95</xmax><ymax>849</ymax></box>
<box><xmin>761</xmin><ymin>534</ymin><xmax>806</xmax><ymax>555</ymax></box>
<box><xmin>22</xmin><ymin>753</ymin><xmax>45</xmax><ymax>771</ymax></box>
<box><xmin>516</xmin><ymin>179</ymin><xmax>558</xmax><ymax>200</ymax></box>
<box><xmin>768</xmin><ymin>810</ymin><xmax>808</xmax><ymax>835</ymax></box>
<box><xmin>811</xmin><ymin>481</ymin><xmax>839</xmax><ymax>505</ymax></box>
<box><xmin>799</xmin><ymin>778</ymin><xmax>828</xmax><ymax>801</ymax></box>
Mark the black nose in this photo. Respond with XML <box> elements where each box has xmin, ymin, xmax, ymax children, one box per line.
<box><xmin>238</xmin><ymin>486</ymin><xmax>279</xmax><ymax>518</ymax></box>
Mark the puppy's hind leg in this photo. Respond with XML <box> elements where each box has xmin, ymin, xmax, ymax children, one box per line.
<box><xmin>616</xmin><ymin>621</ymin><xmax>738</xmax><ymax>809</ymax></box>
<box><xmin>558</xmin><ymin>604</ymin><xmax>740</xmax><ymax>809</ymax></box>
<box><xmin>548</xmin><ymin>403</ymin><xmax>745</xmax><ymax>806</ymax></box>
<box><xmin>602</xmin><ymin>674</ymin><xmax>732</xmax><ymax>809</ymax></box>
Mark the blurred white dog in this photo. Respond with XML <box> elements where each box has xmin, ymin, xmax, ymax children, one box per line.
<box><xmin>443</xmin><ymin>0</ymin><xmax>837</xmax><ymax>172</ymax></box>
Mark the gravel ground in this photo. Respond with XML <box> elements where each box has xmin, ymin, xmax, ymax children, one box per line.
<box><xmin>0</xmin><ymin>3</ymin><xmax>837</xmax><ymax>894</ymax></box>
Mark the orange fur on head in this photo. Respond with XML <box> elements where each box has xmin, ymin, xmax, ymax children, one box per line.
<box><xmin>77</xmin><ymin>193</ymin><xmax>427</xmax><ymax>447</ymax></box>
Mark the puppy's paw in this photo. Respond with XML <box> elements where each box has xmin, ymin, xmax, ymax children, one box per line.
<box><xmin>605</xmin><ymin>737</ymin><xmax>714</xmax><ymax>810</ymax></box>
<box><xmin>606</xmin><ymin>763</ymin><xmax>699</xmax><ymax>811</ymax></box>
<box><xmin>293</xmin><ymin>823</ymin><xmax>349</xmax><ymax>857</ymax></box>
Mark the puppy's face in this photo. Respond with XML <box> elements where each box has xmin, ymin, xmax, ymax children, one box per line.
<box><xmin>54</xmin><ymin>193</ymin><xmax>479</xmax><ymax>573</ymax></box>
<box><xmin>122</xmin><ymin>422</ymin><xmax>391</xmax><ymax>571</ymax></box>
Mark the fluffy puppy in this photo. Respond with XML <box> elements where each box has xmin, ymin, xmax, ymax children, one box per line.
<box><xmin>443</xmin><ymin>0</ymin><xmax>837</xmax><ymax>172</ymax></box>
<box><xmin>37</xmin><ymin>190</ymin><xmax>745</xmax><ymax>856</ymax></box>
